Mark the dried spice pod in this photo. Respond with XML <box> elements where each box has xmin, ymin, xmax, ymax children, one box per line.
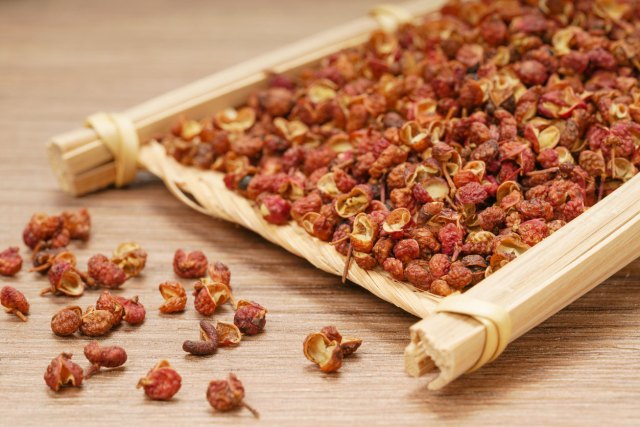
<box><xmin>233</xmin><ymin>300</ymin><xmax>267</xmax><ymax>335</ymax></box>
<box><xmin>193</xmin><ymin>278</ymin><xmax>232</xmax><ymax>316</ymax></box>
<box><xmin>207</xmin><ymin>261</ymin><xmax>231</xmax><ymax>287</ymax></box>
<box><xmin>95</xmin><ymin>290</ymin><xmax>125</xmax><ymax>326</ymax></box>
<box><xmin>22</xmin><ymin>212</ymin><xmax>64</xmax><ymax>249</ymax></box>
<box><xmin>31</xmin><ymin>246</ymin><xmax>75</xmax><ymax>274</ymax></box>
<box><xmin>83</xmin><ymin>341</ymin><xmax>127</xmax><ymax>378</ymax></box>
<box><xmin>42</xmin><ymin>261</ymin><xmax>87</xmax><ymax>297</ymax></box>
<box><xmin>80</xmin><ymin>306</ymin><xmax>114</xmax><ymax>337</ymax></box>
<box><xmin>303</xmin><ymin>332</ymin><xmax>343</xmax><ymax>373</ymax></box>
<box><xmin>159</xmin><ymin>281</ymin><xmax>187</xmax><ymax>314</ymax></box>
<box><xmin>0</xmin><ymin>247</ymin><xmax>22</xmax><ymax>277</ymax></box>
<box><xmin>182</xmin><ymin>320</ymin><xmax>218</xmax><ymax>356</ymax></box>
<box><xmin>116</xmin><ymin>295</ymin><xmax>146</xmax><ymax>325</ymax></box>
<box><xmin>137</xmin><ymin>360</ymin><xmax>182</xmax><ymax>401</ymax></box>
<box><xmin>44</xmin><ymin>353</ymin><xmax>83</xmax><ymax>392</ymax></box>
<box><xmin>60</xmin><ymin>208</ymin><xmax>91</xmax><ymax>241</ymax></box>
<box><xmin>87</xmin><ymin>254</ymin><xmax>127</xmax><ymax>289</ymax></box>
<box><xmin>173</xmin><ymin>249</ymin><xmax>208</xmax><ymax>279</ymax></box>
<box><xmin>1</xmin><ymin>286</ymin><xmax>29</xmax><ymax>321</ymax></box>
<box><xmin>216</xmin><ymin>321</ymin><xmax>242</xmax><ymax>347</ymax></box>
<box><xmin>318</xmin><ymin>326</ymin><xmax>362</xmax><ymax>356</ymax></box>
<box><xmin>112</xmin><ymin>242</ymin><xmax>147</xmax><ymax>277</ymax></box>
<box><xmin>207</xmin><ymin>373</ymin><xmax>259</xmax><ymax>418</ymax></box>
<box><xmin>51</xmin><ymin>306</ymin><xmax>82</xmax><ymax>336</ymax></box>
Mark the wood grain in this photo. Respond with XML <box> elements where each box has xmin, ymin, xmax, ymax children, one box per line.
<box><xmin>0</xmin><ymin>1</ymin><xmax>638</xmax><ymax>425</ymax></box>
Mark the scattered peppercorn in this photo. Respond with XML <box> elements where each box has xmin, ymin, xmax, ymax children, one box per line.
<box><xmin>80</xmin><ymin>306</ymin><xmax>115</xmax><ymax>337</ymax></box>
<box><xmin>233</xmin><ymin>300</ymin><xmax>267</xmax><ymax>335</ymax></box>
<box><xmin>0</xmin><ymin>286</ymin><xmax>29</xmax><ymax>321</ymax></box>
<box><xmin>320</xmin><ymin>325</ymin><xmax>362</xmax><ymax>356</ymax></box>
<box><xmin>116</xmin><ymin>295</ymin><xmax>146</xmax><ymax>325</ymax></box>
<box><xmin>51</xmin><ymin>306</ymin><xmax>82</xmax><ymax>336</ymax></box>
<box><xmin>137</xmin><ymin>360</ymin><xmax>182</xmax><ymax>401</ymax></box>
<box><xmin>0</xmin><ymin>247</ymin><xmax>22</xmax><ymax>276</ymax></box>
<box><xmin>173</xmin><ymin>249</ymin><xmax>208</xmax><ymax>278</ymax></box>
<box><xmin>83</xmin><ymin>341</ymin><xmax>127</xmax><ymax>378</ymax></box>
<box><xmin>207</xmin><ymin>373</ymin><xmax>259</xmax><ymax>418</ymax></box>
<box><xmin>159</xmin><ymin>281</ymin><xmax>187</xmax><ymax>314</ymax></box>
<box><xmin>303</xmin><ymin>332</ymin><xmax>343</xmax><ymax>373</ymax></box>
<box><xmin>87</xmin><ymin>254</ymin><xmax>127</xmax><ymax>289</ymax></box>
<box><xmin>44</xmin><ymin>353</ymin><xmax>83</xmax><ymax>392</ymax></box>
<box><xmin>208</xmin><ymin>261</ymin><xmax>231</xmax><ymax>287</ymax></box>
<box><xmin>112</xmin><ymin>242</ymin><xmax>147</xmax><ymax>277</ymax></box>
<box><xmin>193</xmin><ymin>278</ymin><xmax>232</xmax><ymax>316</ymax></box>
<box><xmin>216</xmin><ymin>321</ymin><xmax>242</xmax><ymax>347</ymax></box>
<box><xmin>42</xmin><ymin>261</ymin><xmax>88</xmax><ymax>297</ymax></box>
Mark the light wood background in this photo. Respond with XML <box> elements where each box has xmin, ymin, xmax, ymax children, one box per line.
<box><xmin>0</xmin><ymin>1</ymin><xmax>639</xmax><ymax>425</ymax></box>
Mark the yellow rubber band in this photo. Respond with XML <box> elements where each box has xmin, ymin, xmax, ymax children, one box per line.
<box><xmin>434</xmin><ymin>294</ymin><xmax>512</xmax><ymax>372</ymax></box>
<box><xmin>86</xmin><ymin>112</ymin><xmax>139</xmax><ymax>187</ymax></box>
<box><xmin>369</xmin><ymin>4</ymin><xmax>412</xmax><ymax>32</ymax></box>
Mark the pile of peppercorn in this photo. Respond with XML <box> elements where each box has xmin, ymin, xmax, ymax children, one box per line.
<box><xmin>162</xmin><ymin>0</ymin><xmax>640</xmax><ymax>296</ymax></box>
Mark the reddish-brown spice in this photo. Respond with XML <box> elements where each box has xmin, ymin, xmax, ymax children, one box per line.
<box><xmin>116</xmin><ymin>295</ymin><xmax>146</xmax><ymax>325</ymax></box>
<box><xmin>207</xmin><ymin>261</ymin><xmax>231</xmax><ymax>287</ymax></box>
<box><xmin>43</xmin><ymin>261</ymin><xmax>87</xmax><ymax>297</ymax></box>
<box><xmin>112</xmin><ymin>242</ymin><xmax>147</xmax><ymax>277</ymax></box>
<box><xmin>137</xmin><ymin>360</ymin><xmax>182</xmax><ymax>401</ymax></box>
<box><xmin>95</xmin><ymin>290</ymin><xmax>125</xmax><ymax>326</ymax></box>
<box><xmin>182</xmin><ymin>320</ymin><xmax>218</xmax><ymax>356</ymax></box>
<box><xmin>173</xmin><ymin>249</ymin><xmax>208</xmax><ymax>278</ymax></box>
<box><xmin>159</xmin><ymin>281</ymin><xmax>187</xmax><ymax>314</ymax></box>
<box><xmin>83</xmin><ymin>341</ymin><xmax>127</xmax><ymax>378</ymax></box>
<box><xmin>193</xmin><ymin>278</ymin><xmax>231</xmax><ymax>316</ymax></box>
<box><xmin>0</xmin><ymin>286</ymin><xmax>29</xmax><ymax>321</ymax></box>
<box><xmin>160</xmin><ymin>0</ymin><xmax>640</xmax><ymax>297</ymax></box>
<box><xmin>0</xmin><ymin>247</ymin><xmax>22</xmax><ymax>276</ymax></box>
<box><xmin>44</xmin><ymin>353</ymin><xmax>83</xmax><ymax>392</ymax></box>
<box><xmin>80</xmin><ymin>306</ymin><xmax>114</xmax><ymax>337</ymax></box>
<box><xmin>207</xmin><ymin>374</ymin><xmax>259</xmax><ymax>418</ymax></box>
<box><xmin>87</xmin><ymin>254</ymin><xmax>127</xmax><ymax>289</ymax></box>
<box><xmin>233</xmin><ymin>300</ymin><xmax>267</xmax><ymax>335</ymax></box>
<box><xmin>51</xmin><ymin>306</ymin><xmax>82</xmax><ymax>336</ymax></box>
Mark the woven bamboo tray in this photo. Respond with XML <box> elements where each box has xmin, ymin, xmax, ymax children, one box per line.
<box><xmin>46</xmin><ymin>0</ymin><xmax>640</xmax><ymax>389</ymax></box>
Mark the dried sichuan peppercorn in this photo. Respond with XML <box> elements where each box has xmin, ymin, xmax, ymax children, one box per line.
<box><xmin>51</xmin><ymin>306</ymin><xmax>82</xmax><ymax>336</ymax></box>
<box><xmin>137</xmin><ymin>360</ymin><xmax>181</xmax><ymax>401</ymax></box>
<box><xmin>22</xmin><ymin>213</ymin><xmax>63</xmax><ymax>249</ymax></box>
<box><xmin>43</xmin><ymin>261</ymin><xmax>87</xmax><ymax>297</ymax></box>
<box><xmin>216</xmin><ymin>321</ymin><xmax>242</xmax><ymax>347</ymax></box>
<box><xmin>159</xmin><ymin>281</ymin><xmax>187</xmax><ymax>314</ymax></box>
<box><xmin>193</xmin><ymin>278</ymin><xmax>231</xmax><ymax>316</ymax></box>
<box><xmin>44</xmin><ymin>353</ymin><xmax>83</xmax><ymax>392</ymax></box>
<box><xmin>31</xmin><ymin>246</ymin><xmax>75</xmax><ymax>274</ymax></box>
<box><xmin>303</xmin><ymin>332</ymin><xmax>343</xmax><ymax>373</ymax></box>
<box><xmin>207</xmin><ymin>374</ymin><xmax>259</xmax><ymax>417</ymax></box>
<box><xmin>173</xmin><ymin>249</ymin><xmax>208</xmax><ymax>279</ymax></box>
<box><xmin>0</xmin><ymin>247</ymin><xmax>22</xmax><ymax>276</ymax></box>
<box><xmin>112</xmin><ymin>242</ymin><xmax>147</xmax><ymax>277</ymax></box>
<box><xmin>233</xmin><ymin>300</ymin><xmax>267</xmax><ymax>335</ymax></box>
<box><xmin>84</xmin><ymin>341</ymin><xmax>127</xmax><ymax>378</ymax></box>
<box><xmin>80</xmin><ymin>306</ymin><xmax>114</xmax><ymax>337</ymax></box>
<box><xmin>1</xmin><ymin>286</ymin><xmax>29</xmax><ymax>321</ymax></box>
<box><xmin>87</xmin><ymin>254</ymin><xmax>127</xmax><ymax>289</ymax></box>
<box><xmin>207</xmin><ymin>261</ymin><xmax>231</xmax><ymax>287</ymax></box>
<box><xmin>117</xmin><ymin>295</ymin><xmax>146</xmax><ymax>325</ymax></box>
<box><xmin>159</xmin><ymin>0</ymin><xmax>640</xmax><ymax>296</ymax></box>
<box><xmin>95</xmin><ymin>290</ymin><xmax>125</xmax><ymax>326</ymax></box>
<box><xmin>60</xmin><ymin>208</ymin><xmax>91</xmax><ymax>241</ymax></box>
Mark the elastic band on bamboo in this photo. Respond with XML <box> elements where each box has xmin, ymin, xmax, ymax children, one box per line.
<box><xmin>85</xmin><ymin>112</ymin><xmax>139</xmax><ymax>187</ymax></box>
<box><xmin>369</xmin><ymin>4</ymin><xmax>412</xmax><ymax>32</ymax></box>
<box><xmin>434</xmin><ymin>294</ymin><xmax>512</xmax><ymax>372</ymax></box>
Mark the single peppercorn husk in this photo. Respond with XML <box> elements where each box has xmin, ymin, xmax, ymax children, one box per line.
<box><xmin>44</xmin><ymin>352</ymin><xmax>84</xmax><ymax>392</ymax></box>
<box><xmin>51</xmin><ymin>305</ymin><xmax>82</xmax><ymax>336</ymax></box>
<box><xmin>207</xmin><ymin>373</ymin><xmax>259</xmax><ymax>418</ymax></box>
<box><xmin>112</xmin><ymin>242</ymin><xmax>147</xmax><ymax>277</ymax></box>
<box><xmin>233</xmin><ymin>300</ymin><xmax>267</xmax><ymax>335</ymax></box>
<box><xmin>303</xmin><ymin>332</ymin><xmax>343</xmax><ymax>373</ymax></box>
<box><xmin>137</xmin><ymin>360</ymin><xmax>182</xmax><ymax>401</ymax></box>
<box><xmin>1</xmin><ymin>286</ymin><xmax>29</xmax><ymax>321</ymax></box>
<box><xmin>158</xmin><ymin>281</ymin><xmax>187</xmax><ymax>314</ymax></box>
<box><xmin>83</xmin><ymin>341</ymin><xmax>127</xmax><ymax>378</ymax></box>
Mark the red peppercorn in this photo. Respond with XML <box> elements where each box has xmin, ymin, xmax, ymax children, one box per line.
<box><xmin>137</xmin><ymin>360</ymin><xmax>182</xmax><ymax>401</ymax></box>
<box><xmin>173</xmin><ymin>249</ymin><xmax>208</xmax><ymax>279</ymax></box>
<box><xmin>234</xmin><ymin>300</ymin><xmax>267</xmax><ymax>335</ymax></box>
<box><xmin>1</xmin><ymin>286</ymin><xmax>29</xmax><ymax>321</ymax></box>
<box><xmin>0</xmin><ymin>247</ymin><xmax>22</xmax><ymax>276</ymax></box>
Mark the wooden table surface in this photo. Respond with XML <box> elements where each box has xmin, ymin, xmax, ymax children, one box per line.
<box><xmin>1</xmin><ymin>1</ymin><xmax>639</xmax><ymax>425</ymax></box>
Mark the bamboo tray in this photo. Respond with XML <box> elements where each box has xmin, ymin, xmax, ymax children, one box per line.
<box><xmin>47</xmin><ymin>0</ymin><xmax>640</xmax><ymax>389</ymax></box>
